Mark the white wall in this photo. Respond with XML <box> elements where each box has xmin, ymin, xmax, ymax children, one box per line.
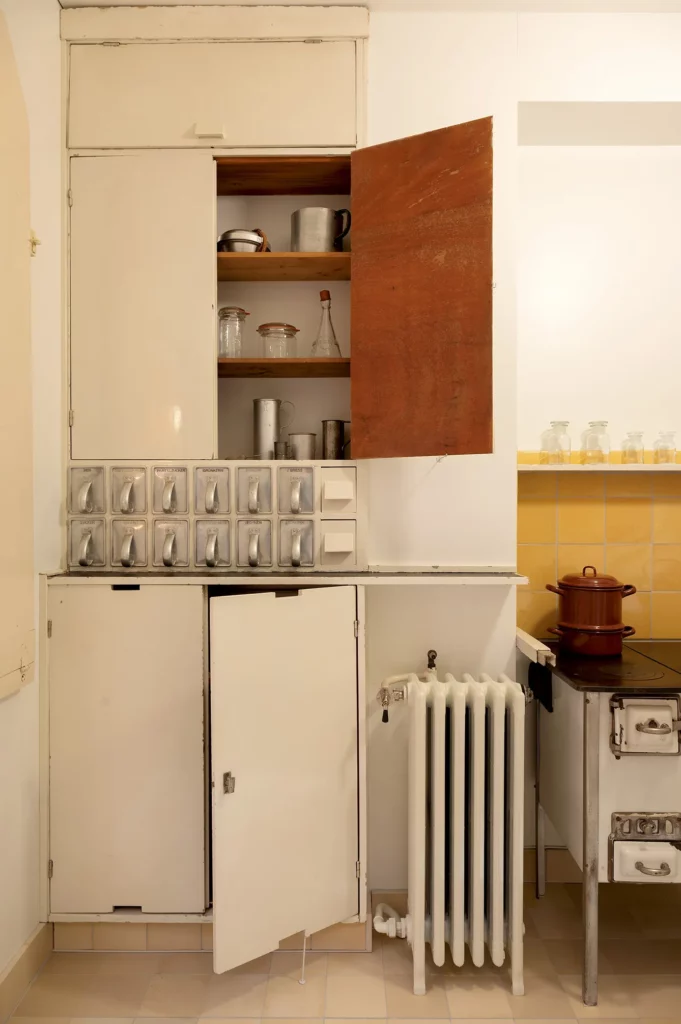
<box><xmin>517</xmin><ymin>14</ymin><xmax>681</xmax><ymax>451</ymax></box>
<box><xmin>0</xmin><ymin>0</ymin><xmax>60</xmax><ymax>977</ymax></box>
<box><xmin>364</xmin><ymin>11</ymin><xmax>519</xmax><ymax>888</ymax></box>
<box><xmin>366</xmin><ymin>11</ymin><xmax>518</xmax><ymax>571</ymax></box>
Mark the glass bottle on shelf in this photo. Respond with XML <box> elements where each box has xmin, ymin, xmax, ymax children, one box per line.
<box><xmin>540</xmin><ymin>421</ymin><xmax>571</xmax><ymax>465</ymax></box>
<box><xmin>218</xmin><ymin>306</ymin><xmax>249</xmax><ymax>358</ymax></box>
<box><xmin>581</xmin><ymin>421</ymin><xmax>610</xmax><ymax>465</ymax></box>
<box><xmin>312</xmin><ymin>289</ymin><xmax>342</xmax><ymax>357</ymax></box>
<box><xmin>621</xmin><ymin>431</ymin><xmax>644</xmax><ymax>464</ymax></box>
<box><xmin>654</xmin><ymin>431</ymin><xmax>677</xmax><ymax>464</ymax></box>
<box><xmin>257</xmin><ymin>322</ymin><xmax>299</xmax><ymax>358</ymax></box>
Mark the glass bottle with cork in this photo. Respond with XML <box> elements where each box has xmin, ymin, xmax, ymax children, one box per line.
<box><xmin>312</xmin><ymin>290</ymin><xmax>342</xmax><ymax>357</ymax></box>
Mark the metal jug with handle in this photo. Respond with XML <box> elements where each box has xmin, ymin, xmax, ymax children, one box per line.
<box><xmin>291</xmin><ymin>207</ymin><xmax>351</xmax><ymax>252</ymax></box>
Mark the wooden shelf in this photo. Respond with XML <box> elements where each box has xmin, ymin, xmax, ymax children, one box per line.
<box><xmin>218</xmin><ymin>358</ymin><xmax>351</xmax><ymax>379</ymax></box>
<box><xmin>216</xmin><ymin>155</ymin><xmax>351</xmax><ymax>196</ymax></box>
<box><xmin>217</xmin><ymin>252</ymin><xmax>350</xmax><ymax>282</ymax></box>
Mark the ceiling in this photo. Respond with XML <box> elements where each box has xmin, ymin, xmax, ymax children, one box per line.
<box><xmin>58</xmin><ymin>0</ymin><xmax>681</xmax><ymax>11</ymax></box>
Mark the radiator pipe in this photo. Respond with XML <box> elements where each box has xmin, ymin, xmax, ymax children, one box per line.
<box><xmin>373</xmin><ymin>903</ymin><xmax>407</xmax><ymax>939</ymax></box>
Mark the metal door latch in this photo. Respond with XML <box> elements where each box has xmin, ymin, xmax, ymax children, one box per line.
<box><xmin>223</xmin><ymin>772</ymin><xmax>236</xmax><ymax>794</ymax></box>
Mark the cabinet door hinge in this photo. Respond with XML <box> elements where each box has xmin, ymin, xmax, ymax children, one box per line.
<box><xmin>68</xmin><ymin>409</ymin><xmax>74</xmax><ymax>427</ymax></box>
<box><xmin>303</xmin><ymin>38</ymin><xmax>323</xmax><ymax>43</ymax></box>
<box><xmin>354</xmin><ymin>620</ymin><xmax>359</xmax><ymax>638</ymax></box>
<box><xmin>47</xmin><ymin>620</ymin><xmax>52</xmax><ymax>639</ymax></box>
<box><xmin>67</xmin><ymin>189</ymin><xmax>73</xmax><ymax>208</ymax></box>
<box><xmin>48</xmin><ymin>859</ymin><xmax>54</xmax><ymax>879</ymax></box>
<box><xmin>102</xmin><ymin>40</ymin><xmax>121</xmax><ymax>46</ymax></box>
<box><xmin>355</xmin><ymin>860</ymin><xmax>361</xmax><ymax>879</ymax></box>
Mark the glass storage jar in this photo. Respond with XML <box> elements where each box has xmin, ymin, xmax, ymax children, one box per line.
<box><xmin>218</xmin><ymin>306</ymin><xmax>249</xmax><ymax>358</ymax></box>
<box><xmin>654</xmin><ymin>431</ymin><xmax>677</xmax><ymax>464</ymax></box>
<box><xmin>581</xmin><ymin>421</ymin><xmax>610</xmax><ymax>465</ymax></box>
<box><xmin>621</xmin><ymin>431</ymin><xmax>644</xmax><ymax>465</ymax></box>
<box><xmin>540</xmin><ymin>421</ymin><xmax>571</xmax><ymax>465</ymax></box>
<box><xmin>257</xmin><ymin>322</ymin><xmax>299</xmax><ymax>359</ymax></box>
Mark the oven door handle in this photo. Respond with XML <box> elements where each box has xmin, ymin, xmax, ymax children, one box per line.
<box><xmin>635</xmin><ymin>860</ymin><xmax>671</xmax><ymax>877</ymax></box>
<box><xmin>636</xmin><ymin>719</ymin><xmax>675</xmax><ymax>735</ymax></box>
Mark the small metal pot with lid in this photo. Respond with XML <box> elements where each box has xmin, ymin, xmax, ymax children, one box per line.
<box><xmin>546</xmin><ymin>565</ymin><xmax>636</xmax><ymax>656</ymax></box>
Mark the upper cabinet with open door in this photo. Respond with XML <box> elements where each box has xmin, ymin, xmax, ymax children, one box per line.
<box><xmin>210</xmin><ymin>586</ymin><xmax>360</xmax><ymax>973</ymax></box>
<box><xmin>215</xmin><ymin>118</ymin><xmax>493</xmax><ymax>463</ymax></box>
<box><xmin>350</xmin><ymin>118</ymin><xmax>493</xmax><ymax>459</ymax></box>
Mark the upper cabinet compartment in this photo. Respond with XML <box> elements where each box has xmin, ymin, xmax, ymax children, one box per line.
<box><xmin>68</xmin><ymin>41</ymin><xmax>357</xmax><ymax>150</ymax></box>
<box><xmin>350</xmin><ymin>119</ymin><xmax>494</xmax><ymax>459</ymax></box>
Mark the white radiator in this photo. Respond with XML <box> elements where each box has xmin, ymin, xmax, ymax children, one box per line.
<box><xmin>375</xmin><ymin>672</ymin><xmax>525</xmax><ymax>997</ymax></box>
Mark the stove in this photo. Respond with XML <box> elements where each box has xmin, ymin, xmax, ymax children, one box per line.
<box><xmin>549</xmin><ymin>641</ymin><xmax>681</xmax><ymax>693</ymax></box>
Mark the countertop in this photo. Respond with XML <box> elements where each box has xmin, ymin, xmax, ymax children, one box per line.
<box><xmin>550</xmin><ymin>640</ymin><xmax>681</xmax><ymax>693</ymax></box>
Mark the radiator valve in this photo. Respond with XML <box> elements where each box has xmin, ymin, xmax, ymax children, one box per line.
<box><xmin>377</xmin><ymin>683</ymin><xmax>406</xmax><ymax>723</ymax></box>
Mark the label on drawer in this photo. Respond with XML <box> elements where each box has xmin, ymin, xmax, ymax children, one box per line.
<box><xmin>321</xmin><ymin>467</ymin><xmax>356</xmax><ymax>513</ymax></box>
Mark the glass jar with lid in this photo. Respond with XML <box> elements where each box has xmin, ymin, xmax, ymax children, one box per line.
<box><xmin>581</xmin><ymin>421</ymin><xmax>610</xmax><ymax>465</ymax></box>
<box><xmin>621</xmin><ymin>431</ymin><xmax>644</xmax><ymax>464</ymax></box>
<box><xmin>654</xmin><ymin>431</ymin><xmax>677</xmax><ymax>464</ymax></box>
<box><xmin>540</xmin><ymin>421</ymin><xmax>571</xmax><ymax>465</ymax></box>
<box><xmin>257</xmin><ymin>322</ymin><xmax>299</xmax><ymax>359</ymax></box>
<box><xmin>218</xmin><ymin>306</ymin><xmax>249</xmax><ymax>358</ymax></box>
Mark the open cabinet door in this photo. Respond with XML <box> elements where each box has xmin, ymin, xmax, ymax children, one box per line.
<box><xmin>351</xmin><ymin>118</ymin><xmax>493</xmax><ymax>459</ymax></box>
<box><xmin>0</xmin><ymin>14</ymin><xmax>34</xmax><ymax>700</ymax></box>
<box><xmin>211</xmin><ymin>587</ymin><xmax>359</xmax><ymax>973</ymax></box>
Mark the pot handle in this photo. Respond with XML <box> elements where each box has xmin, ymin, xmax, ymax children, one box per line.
<box><xmin>622</xmin><ymin>585</ymin><xmax>637</xmax><ymax>598</ymax></box>
<box><xmin>622</xmin><ymin>625</ymin><xmax>636</xmax><ymax>638</ymax></box>
<box><xmin>546</xmin><ymin>584</ymin><xmax>564</xmax><ymax>596</ymax></box>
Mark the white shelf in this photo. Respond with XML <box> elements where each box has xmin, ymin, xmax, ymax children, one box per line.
<box><xmin>48</xmin><ymin>572</ymin><xmax>527</xmax><ymax>587</ymax></box>
<box><xmin>518</xmin><ymin>464</ymin><xmax>681</xmax><ymax>472</ymax></box>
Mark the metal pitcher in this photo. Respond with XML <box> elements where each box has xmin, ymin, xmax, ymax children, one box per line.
<box><xmin>253</xmin><ymin>399</ymin><xmax>294</xmax><ymax>460</ymax></box>
<box><xmin>291</xmin><ymin>207</ymin><xmax>351</xmax><ymax>252</ymax></box>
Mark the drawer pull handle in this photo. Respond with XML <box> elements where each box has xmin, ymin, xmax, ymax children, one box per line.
<box><xmin>291</xmin><ymin>528</ymin><xmax>302</xmax><ymax>568</ymax></box>
<box><xmin>290</xmin><ymin>478</ymin><xmax>302</xmax><ymax>514</ymax></box>
<box><xmin>635</xmin><ymin>860</ymin><xmax>671</xmax><ymax>877</ymax></box>
<box><xmin>163</xmin><ymin>531</ymin><xmax>177</xmax><ymax>567</ymax></box>
<box><xmin>205</xmin><ymin>479</ymin><xmax>219</xmax><ymax>514</ymax></box>
<box><xmin>248</xmin><ymin>529</ymin><xmax>260</xmax><ymax>568</ymax></box>
<box><xmin>120</xmin><ymin>531</ymin><xmax>135</xmax><ymax>568</ymax></box>
<box><xmin>248</xmin><ymin>475</ymin><xmax>260</xmax><ymax>514</ymax></box>
<box><xmin>636</xmin><ymin>718</ymin><xmax>672</xmax><ymax>735</ymax></box>
<box><xmin>78</xmin><ymin>530</ymin><xmax>93</xmax><ymax>567</ymax></box>
<box><xmin>78</xmin><ymin>479</ymin><xmax>94</xmax><ymax>513</ymax></box>
<box><xmin>162</xmin><ymin>478</ymin><xmax>177</xmax><ymax>514</ymax></box>
<box><xmin>205</xmin><ymin>530</ymin><xmax>218</xmax><ymax>568</ymax></box>
<box><xmin>120</xmin><ymin>478</ymin><xmax>134</xmax><ymax>514</ymax></box>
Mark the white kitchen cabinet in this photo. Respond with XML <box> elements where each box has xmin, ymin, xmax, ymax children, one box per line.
<box><xmin>68</xmin><ymin>41</ymin><xmax>357</xmax><ymax>150</ymax></box>
<box><xmin>69</xmin><ymin>152</ymin><xmax>216</xmax><ymax>460</ymax></box>
<box><xmin>210</xmin><ymin>586</ymin><xmax>360</xmax><ymax>972</ymax></box>
<box><xmin>48</xmin><ymin>584</ymin><xmax>206</xmax><ymax>913</ymax></box>
<box><xmin>0</xmin><ymin>14</ymin><xmax>34</xmax><ymax>699</ymax></box>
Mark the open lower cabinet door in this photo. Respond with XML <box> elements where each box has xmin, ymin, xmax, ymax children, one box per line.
<box><xmin>351</xmin><ymin>118</ymin><xmax>493</xmax><ymax>459</ymax></box>
<box><xmin>210</xmin><ymin>587</ymin><xmax>360</xmax><ymax>973</ymax></box>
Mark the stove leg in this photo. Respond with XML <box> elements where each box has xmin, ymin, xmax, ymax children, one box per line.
<box><xmin>536</xmin><ymin>699</ymin><xmax>546</xmax><ymax>899</ymax></box>
<box><xmin>583</xmin><ymin>693</ymin><xmax>600</xmax><ymax>1007</ymax></box>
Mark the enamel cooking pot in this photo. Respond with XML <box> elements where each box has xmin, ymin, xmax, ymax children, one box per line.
<box><xmin>545</xmin><ymin>565</ymin><xmax>636</xmax><ymax>656</ymax></box>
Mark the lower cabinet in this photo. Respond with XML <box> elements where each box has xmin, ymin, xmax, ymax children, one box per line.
<box><xmin>48</xmin><ymin>584</ymin><xmax>207</xmax><ymax>913</ymax></box>
<box><xmin>47</xmin><ymin>581</ymin><xmax>363</xmax><ymax>970</ymax></box>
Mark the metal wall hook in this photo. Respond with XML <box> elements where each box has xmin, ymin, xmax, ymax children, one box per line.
<box><xmin>427</xmin><ymin>649</ymin><xmax>438</xmax><ymax>670</ymax></box>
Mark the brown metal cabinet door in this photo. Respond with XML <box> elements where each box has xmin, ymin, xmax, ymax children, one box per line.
<box><xmin>350</xmin><ymin>118</ymin><xmax>493</xmax><ymax>459</ymax></box>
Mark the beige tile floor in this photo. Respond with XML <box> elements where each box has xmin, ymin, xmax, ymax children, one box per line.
<box><xmin>11</xmin><ymin>885</ymin><xmax>681</xmax><ymax>1022</ymax></box>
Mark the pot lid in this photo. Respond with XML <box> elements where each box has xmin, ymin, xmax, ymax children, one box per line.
<box><xmin>257</xmin><ymin>322</ymin><xmax>299</xmax><ymax>333</ymax></box>
<box><xmin>558</xmin><ymin>565</ymin><xmax>624</xmax><ymax>590</ymax></box>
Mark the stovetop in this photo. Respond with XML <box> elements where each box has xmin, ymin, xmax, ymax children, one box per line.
<box><xmin>550</xmin><ymin>640</ymin><xmax>681</xmax><ymax>693</ymax></box>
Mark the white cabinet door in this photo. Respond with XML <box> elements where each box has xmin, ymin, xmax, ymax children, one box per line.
<box><xmin>49</xmin><ymin>584</ymin><xmax>206</xmax><ymax>913</ymax></box>
<box><xmin>0</xmin><ymin>14</ymin><xmax>33</xmax><ymax>699</ymax></box>
<box><xmin>69</xmin><ymin>152</ymin><xmax>216</xmax><ymax>460</ymax></box>
<box><xmin>211</xmin><ymin>587</ymin><xmax>358</xmax><ymax>973</ymax></box>
<box><xmin>69</xmin><ymin>42</ymin><xmax>356</xmax><ymax>150</ymax></box>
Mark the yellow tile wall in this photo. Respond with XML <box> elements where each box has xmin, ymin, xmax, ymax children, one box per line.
<box><xmin>518</xmin><ymin>472</ymin><xmax>681</xmax><ymax>639</ymax></box>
